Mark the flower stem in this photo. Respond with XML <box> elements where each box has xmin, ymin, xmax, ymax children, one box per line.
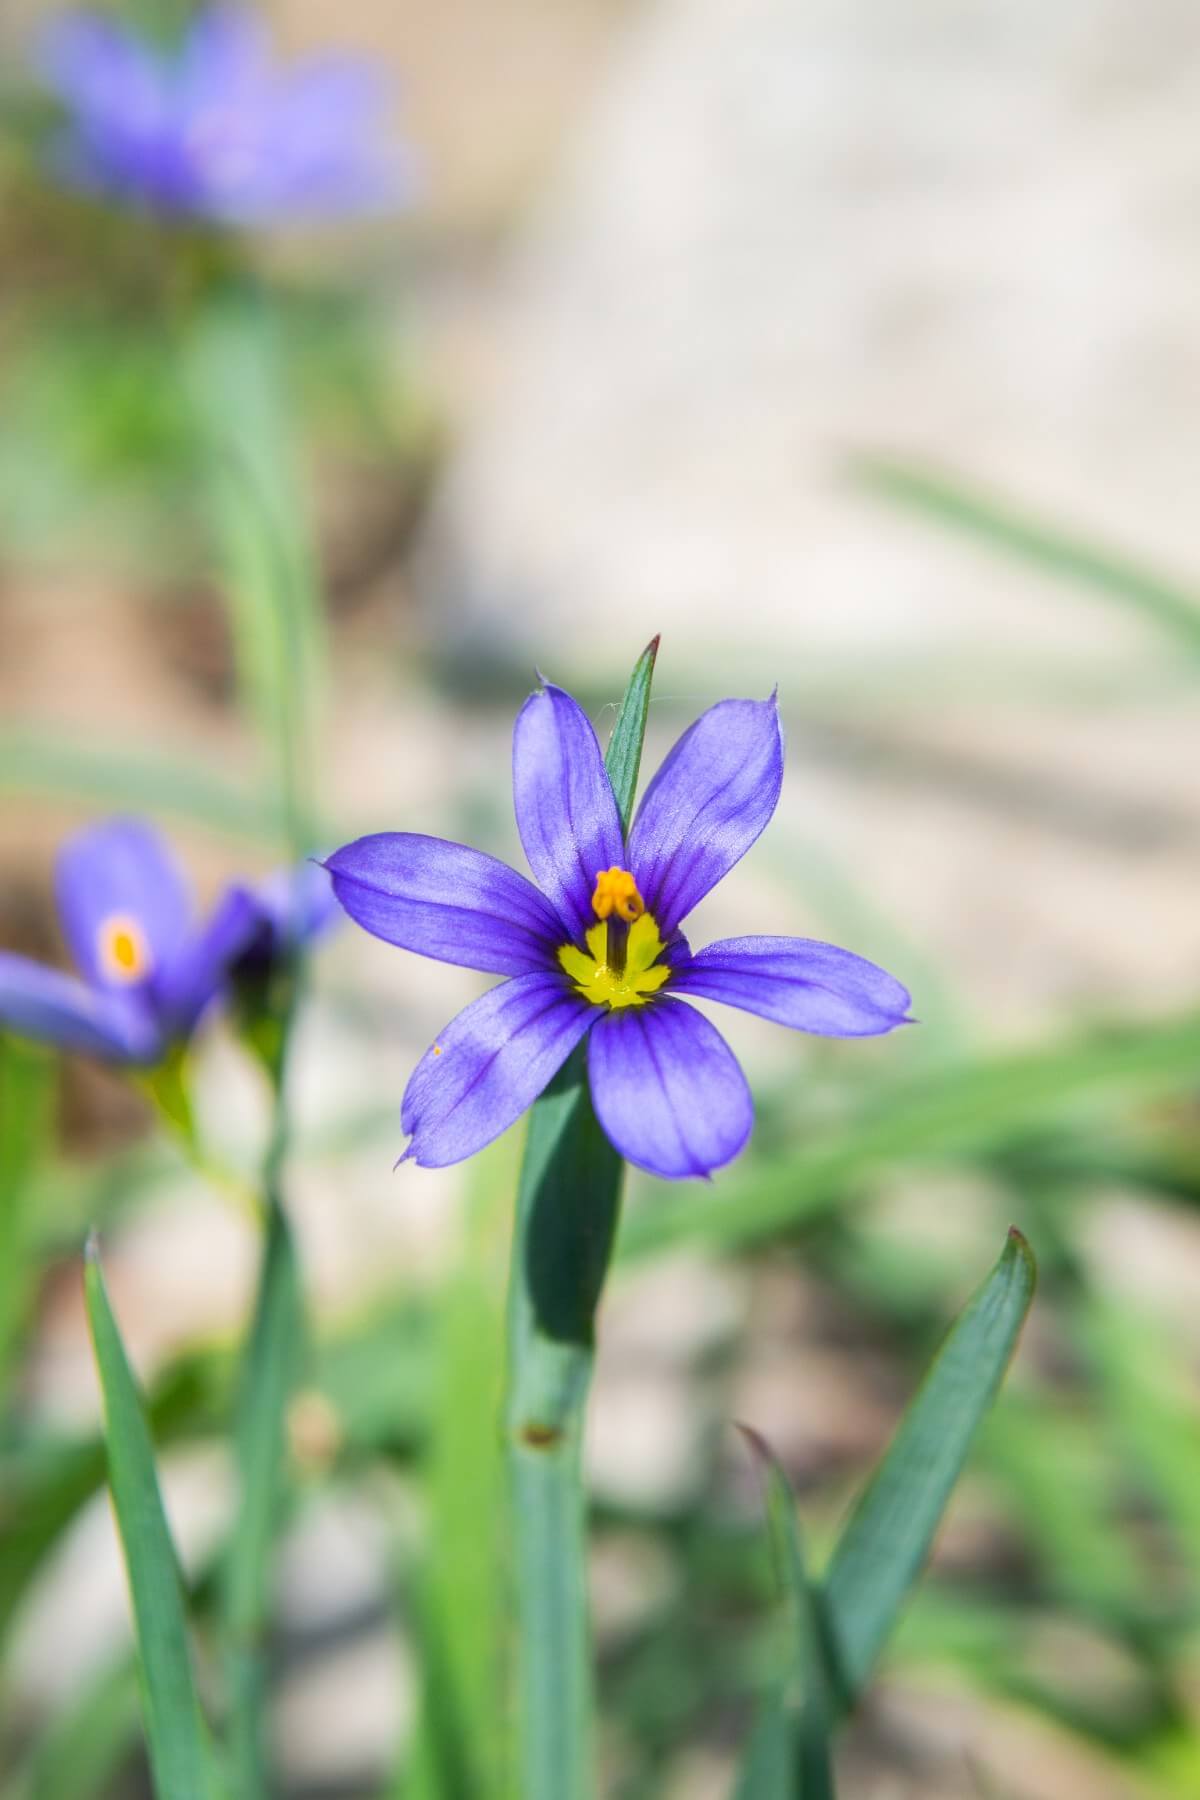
<box><xmin>186</xmin><ymin>278</ymin><xmax>323</xmax><ymax>1796</ymax></box>
<box><xmin>504</xmin><ymin>637</ymin><xmax>658</xmax><ymax>1799</ymax></box>
<box><xmin>506</xmin><ymin>1046</ymin><xmax>623</xmax><ymax>1800</ymax></box>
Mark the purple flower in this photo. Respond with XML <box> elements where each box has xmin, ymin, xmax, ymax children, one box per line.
<box><xmin>327</xmin><ymin>684</ymin><xmax>912</xmax><ymax>1181</ymax></box>
<box><xmin>34</xmin><ymin>7</ymin><xmax>407</xmax><ymax>226</ymax></box>
<box><xmin>0</xmin><ymin>817</ymin><xmax>333</xmax><ymax>1065</ymax></box>
<box><xmin>223</xmin><ymin>860</ymin><xmax>342</xmax><ymax>982</ymax></box>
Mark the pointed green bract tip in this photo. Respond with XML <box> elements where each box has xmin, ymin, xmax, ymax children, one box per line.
<box><xmin>1002</xmin><ymin>1225</ymin><xmax>1037</xmax><ymax>1290</ymax></box>
<box><xmin>605</xmin><ymin>637</ymin><xmax>661</xmax><ymax>835</ymax></box>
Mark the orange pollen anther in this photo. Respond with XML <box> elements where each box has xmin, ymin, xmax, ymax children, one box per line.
<box><xmin>591</xmin><ymin>867</ymin><xmax>644</xmax><ymax>924</ymax></box>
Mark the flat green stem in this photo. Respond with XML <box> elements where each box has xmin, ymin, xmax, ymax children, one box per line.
<box><xmin>504</xmin><ymin>645</ymin><xmax>656</xmax><ymax>1800</ymax></box>
<box><xmin>186</xmin><ymin>276</ymin><xmax>321</xmax><ymax>1796</ymax></box>
<box><xmin>505</xmin><ymin>1048</ymin><xmax>622</xmax><ymax>1800</ymax></box>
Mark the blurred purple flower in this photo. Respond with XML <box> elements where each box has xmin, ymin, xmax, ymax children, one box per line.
<box><xmin>327</xmin><ymin>682</ymin><xmax>913</xmax><ymax>1181</ymax></box>
<box><xmin>0</xmin><ymin>817</ymin><xmax>334</xmax><ymax>1065</ymax></box>
<box><xmin>34</xmin><ymin>6</ymin><xmax>407</xmax><ymax>225</ymax></box>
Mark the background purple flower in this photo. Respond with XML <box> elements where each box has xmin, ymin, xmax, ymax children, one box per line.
<box><xmin>328</xmin><ymin>682</ymin><xmax>913</xmax><ymax>1181</ymax></box>
<box><xmin>34</xmin><ymin>6</ymin><xmax>408</xmax><ymax>226</ymax></box>
<box><xmin>0</xmin><ymin>817</ymin><xmax>333</xmax><ymax>1065</ymax></box>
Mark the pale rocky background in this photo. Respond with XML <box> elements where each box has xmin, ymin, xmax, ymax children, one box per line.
<box><xmin>3</xmin><ymin>0</ymin><xmax>1200</xmax><ymax>1795</ymax></box>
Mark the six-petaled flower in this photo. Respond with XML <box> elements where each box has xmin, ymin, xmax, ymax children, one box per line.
<box><xmin>34</xmin><ymin>6</ymin><xmax>408</xmax><ymax>226</ymax></box>
<box><xmin>0</xmin><ymin>817</ymin><xmax>333</xmax><ymax>1065</ymax></box>
<box><xmin>327</xmin><ymin>681</ymin><xmax>912</xmax><ymax>1181</ymax></box>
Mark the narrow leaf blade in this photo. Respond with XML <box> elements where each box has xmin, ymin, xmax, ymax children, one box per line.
<box><xmin>604</xmin><ymin>634</ymin><xmax>660</xmax><ymax>834</ymax></box>
<box><xmin>853</xmin><ymin>455</ymin><xmax>1200</xmax><ymax>661</ymax></box>
<box><xmin>404</xmin><ymin>1141</ymin><xmax>511</xmax><ymax>1800</ymax></box>
<box><xmin>222</xmin><ymin>1202</ymin><xmax>304</xmax><ymax>1794</ymax></box>
<box><xmin>83</xmin><ymin>1242</ymin><xmax>218</xmax><ymax>1799</ymax></box>
<box><xmin>822</xmin><ymin>1229</ymin><xmax>1036</xmax><ymax>1701</ymax></box>
<box><xmin>738</xmin><ymin>1427</ymin><xmax>836</xmax><ymax>1799</ymax></box>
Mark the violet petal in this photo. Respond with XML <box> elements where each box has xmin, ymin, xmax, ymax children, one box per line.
<box><xmin>327</xmin><ymin>833</ymin><xmax>564</xmax><ymax>975</ymax></box>
<box><xmin>401</xmin><ymin>972</ymin><xmax>593</xmax><ymax>1167</ymax></box>
<box><xmin>588</xmin><ymin>996</ymin><xmax>752</xmax><ymax>1179</ymax></box>
<box><xmin>626</xmin><ymin>696</ymin><xmax>783</xmax><ymax>937</ymax></box>
<box><xmin>0</xmin><ymin>951</ymin><xmax>160</xmax><ymax>1062</ymax></box>
<box><xmin>671</xmin><ymin>934</ymin><xmax>912</xmax><ymax>1037</ymax></box>
<box><xmin>512</xmin><ymin>683</ymin><xmax>624</xmax><ymax>945</ymax></box>
<box><xmin>55</xmin><ymin>817</ymin><xmax>192</xmax><ymax>992</ymax></box>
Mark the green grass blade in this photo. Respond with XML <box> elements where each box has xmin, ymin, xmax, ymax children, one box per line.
<box><xmin>185</xmin><ymin>282</ymin><xmax>325</xmax><ymax>856</ymax></box>
<box><xmin>0</xmin><ymin>1040</ymin><xmax>54</xmax><ymax>1391</ymax></box>
<box><xmin>83</xmin><ymin>1240</ymin><xmax>219</xmax><ymax>1800</ymax></box>
<box><xmin>978</xmin><ymin>1392</ymin><xmax>1142</xmax><ymax>1620</ymax></box>
<box><xmin>1080</xmin><ymin>1297</ymin><xmax>1200</xmax><ymax>1574</ymax></box>
<box><xmin>0</xmin><ymin>732</ymin><xmax>280</xmax><ymax>842</ymax></box>
<box><xmin>619</xmin><ymin>1014</ymin><xmax>1200</xmax><ymax>1261</ymax></box>
<box><xmin>734</xmin><ymin>1707</ymin><xmax>795</xmax><ymax>1800</ymax></box>
<box><xmin>403</xmin><ymin>1141</ymin><xmax>511</xmax><ymax>1800</ymax></box>
<box><xmin>604</xmin><ymin>634</ymin><xmax>660</xmax><ymax>833</ymax></box>
<box><xmin>821</xmin><ymin>1229</ymin><xmax>1036</xmax><ymax>1702</ymax></box>
<box><xmin>852</xmin><ymin>455</ymin><xmax>1200</xmax><ymax>661</ymax></box>
<box><xmin>22</xmin><ymin>1654</ymin><xmax>141</xmax><ymax>1800</ymax></box>
<box><xmin>738</xmin><ymin>1428</ymin><xmax>836</xmax><ymax>1800</ymax></box>
<box><xmin>221</xmin><ymin>1202</ymin><xmax>304</xmax><ymax>1797</ymax></box>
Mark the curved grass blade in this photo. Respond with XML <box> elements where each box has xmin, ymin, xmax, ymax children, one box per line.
<box><xmin>0</xmin><ymin>731</ymin><xmax>282</xmax><ymax>842</ymax></box>
<box><xmin>822</xmin><ymin>1229</ymin><xmax>1036</xmax><ymax>1703</ymax></box>
<box><xmin>737</xmin><ymin>1427</ymin><xmax>835</xmax><ymax>1800</ymax></box>
<box><xmin>851</xmin><ymin>455</ymin><xmax>1200</xmax><ymax>662</ymax></box>
<box><xmin>83</xmin><ymin>1239</ymin><xmax>220</xmax><ymax>1800</ymax></box>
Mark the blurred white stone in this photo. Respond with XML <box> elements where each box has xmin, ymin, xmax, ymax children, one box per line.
<box><xmin>272</xmin><ymin>1626</ymin><xmax>413</xmax><ymax>1786</ymax></box>
<box><xmin>274</xmin><ymin>1490</ymin><xmax>396</xmax><ymax>1632</ymax></box>
<box><xmin>588</xmin><ymin>1530</ymin><xmax>677</xmax><ymax>1642</ymax></box>
<box><xmin>431</xmin><ymin>0</ymin><xmax>1200</xmax><ymax>669</ymax></box>
<box><xmin>27</xmin><ymin>1186</ymin><xmax>255</xmax><ymax>1430</ymax></box>
<box><xmin>587</xmin><ymin>1254</ymin><xmax>746</xmax><ymax>1510</ymax></box>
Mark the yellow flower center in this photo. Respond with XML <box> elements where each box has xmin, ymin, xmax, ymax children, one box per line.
<box><xmin>97</xmin><ymin>913</ymin><xmax>151</xmax><ymax>983</ymax></box>
<box><xmin>591</xmin><ymin>866</ymin><xmax>644</xmax><ymax>924</ymax></box>
<box><xmin>558</xmin><ymin>911</ymin><xmax>670</xmax><ymax>1010</ymax></box>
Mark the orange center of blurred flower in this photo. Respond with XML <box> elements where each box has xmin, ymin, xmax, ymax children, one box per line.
<box><xmin>97</xmin><ymin>914</ymin><xmax>150</xmax><ymax>983</ymax></box>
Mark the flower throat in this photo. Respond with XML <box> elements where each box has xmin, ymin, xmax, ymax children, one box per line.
<box><xmin>556</xmin><ymin>867</ymin><xmax>670</xmax><ymax>1009</ymax></box>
